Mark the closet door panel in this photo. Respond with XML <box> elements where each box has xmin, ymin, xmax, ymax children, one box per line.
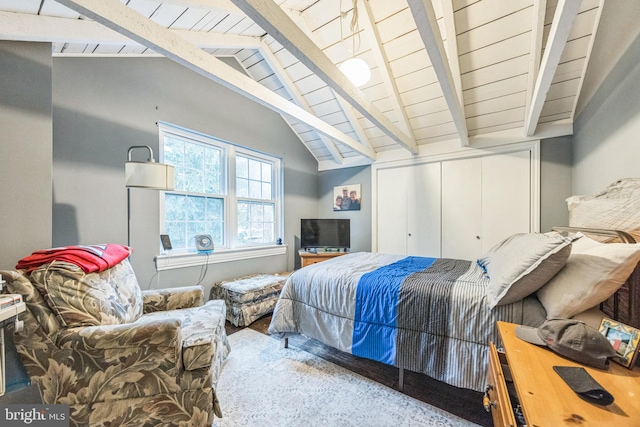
<box><xmin>482</xmin><ymin>150</ymin><xmax>531</xmax><ymax>252</ymax></box>
<box><xmin>376</xmin><ymin>167</ymin><xmax>408</xmax><ymax>255</ymax></box>
<box><xmin>441</xmin><ymin>158</ymin><xmax>482</xmax><ymax>260</ymax></box>
<box><xmin>407</xmin><ymin>162</ymin><xmax>441</xmax><ymax>257</ymax></box>
<box><xmin>376</xmin><ymin>147</ymin><xmax>534</xmax><ymax>260</ymax></box>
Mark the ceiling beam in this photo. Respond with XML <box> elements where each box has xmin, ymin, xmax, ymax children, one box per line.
<box><xmin>524</xmin><ymin>0</ymin><xmax>547</xmax><ymax>124</ymax></box>
<box><xmin>525</xmin><ymin>0</ymin><xmax>582</xmax><ymax>136</ymax></box>
<box><xmin>440</xmin><ymin>0</ymin><xmax>464</xmax><ymax>109</ymax></box>
<box><xmin>229</xmin><ymin>0</ymin><xmax>418</xmax><ymax>155</ymax></box>
<box><xmin>258</xmin><ymin>42</ymin><xmax>344</xmax><ymax>164</ymax></box>
<box><xmin>333</xmin><ymin>92</ymin><xmax>374</xmax><ymax>154</ymax></box>
<box><xmin>359</xmin><ymin>0</ymin><xmax>415</xmax><ymax>138</ymax></box>
<box><xmin>282</xmin><ymin>7</ymin><xmax>375</xmax><ymax>160</ymax></box>
<box><xmin>0</xmin><ymin>11</ymin><xmax>261</xmax><ymax>49</ymax></box>
<box><xmin>570</xmin><ymin>0</ymin><xmax>605</xmax><ymax>120</ymax></box>
<box><xmin>407</xmin><ymin>0</ymin><xmax>469</xmax><ymax>147</ymax></box>
<box><xmin>55</xmin><ymin>0</ymin><xmax>377</xmax><ymax>160</ymax></box>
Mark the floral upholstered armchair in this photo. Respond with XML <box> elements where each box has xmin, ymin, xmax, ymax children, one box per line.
<box><xmin>0</xmin><ymin>258</ymin><xmax>230</xmax><ymax>426</ymax></box>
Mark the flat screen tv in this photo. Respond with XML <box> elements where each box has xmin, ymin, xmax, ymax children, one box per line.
<box><xmin>301</xmin><ymin>219</ymin><xmax>350</xmax><ymax>250</ymax></box>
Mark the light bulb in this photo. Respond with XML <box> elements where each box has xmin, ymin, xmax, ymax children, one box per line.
<box><xmin>339</xmin><ymin>57</ymin><xmax>371</xmax><ymax>87</ymax></box>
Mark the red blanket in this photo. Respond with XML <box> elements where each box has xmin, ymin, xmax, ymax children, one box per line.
<box><xmin>16</xmin><ymin>244</ymin><xmax>132</xmax><ymax>274</ymax></box>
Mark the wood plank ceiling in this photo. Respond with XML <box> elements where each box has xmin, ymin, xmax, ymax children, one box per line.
<box><xmin>0</xmin><ymin>0</ymin><xmax>604</xmax><ymax>169</ymax></box>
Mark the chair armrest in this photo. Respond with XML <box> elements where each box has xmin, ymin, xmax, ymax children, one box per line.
<box><xmin>56</xmin><ymin>318</ymin><xmax>181</xmax><ymax>351</ymax></box>
<box><xmin>142</xmin><ymin>286</ymin><xmax>204</xmax><ymax>313</ymax></box>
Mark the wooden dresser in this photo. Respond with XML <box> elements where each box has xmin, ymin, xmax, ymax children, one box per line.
<box><xmin>486</xmin><ymin>321</ymin><xmax>640</xmax><ymax>426</ymax></box>
<box><xmin>298</xmin><ymin>249</ymin><xmax>347</xmax><ymax>267</ymax></box>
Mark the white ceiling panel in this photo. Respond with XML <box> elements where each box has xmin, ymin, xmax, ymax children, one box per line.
<box><xmin>0</xmin><ymin>0</ymin><xmax>609</xmax><ymax>168</ymax></box>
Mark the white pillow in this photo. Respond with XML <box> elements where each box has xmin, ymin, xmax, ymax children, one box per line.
<box><xmin>537</xmin><ymin>233</ymin><xmax>640</xmax><ymax>319</ymax></box>
<box><xmin>478</xmin><ymin>232</ymin><xmax>573</xmax><ymax>309</ymax></box>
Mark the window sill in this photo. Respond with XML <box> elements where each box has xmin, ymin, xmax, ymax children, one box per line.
<box><xmin>154</xmin><ymin>245</ymin><xmax>288</xmax><ymax>271</ymax></box>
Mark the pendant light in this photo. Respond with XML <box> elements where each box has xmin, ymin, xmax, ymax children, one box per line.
<box><xmin>339</xmin><ymin>0</ymin><xmax>371</xmax><ymax>87</ymax></box>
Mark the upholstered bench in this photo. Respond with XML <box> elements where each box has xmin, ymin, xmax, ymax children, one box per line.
<box><xmin>211</xmin><ymin>272</ymin><xmax>290</xmax><ymax>326</ymax></box>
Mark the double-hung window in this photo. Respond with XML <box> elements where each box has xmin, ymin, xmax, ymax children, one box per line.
<box><xmin>159</xmin><ymin>122</ymin><xmax>282</xmax><ymax>259</ymax></box>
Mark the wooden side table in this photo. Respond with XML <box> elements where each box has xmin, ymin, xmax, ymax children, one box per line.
<box><xmin>486</xmin><ymin>321</ymin><xmax>640</xmax><ymax>426</ymax></box>
<box><xmin>298</xmin><ymin>249</ymin><xmax>347</xmax><ymax>267</ymax></box>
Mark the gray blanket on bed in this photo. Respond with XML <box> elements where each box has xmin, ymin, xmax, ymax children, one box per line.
<box><xmin>269</xmin><ymin>252</ymin><xmax>534</xmax><ymax>391</ymax></box>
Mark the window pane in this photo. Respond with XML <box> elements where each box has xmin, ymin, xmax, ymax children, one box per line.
<box><xmin>262</xmin><ymin>183</ymin><xmax>271</xmax><ymax>199</ymax></box>
<box><xmin>250</xmin><ymin>203</ymin><xmax>263</xmax><ymax>222</ymax></box>
<box><xmin>185</xmin><ymin>167</ymin><xmax>204</xmax><ymax>193</ymax></box>
<box><xmin>237</xmin><ymin>177</ymin><xmax>248</xmax><ymax>198</ymax></box>
<box><xmin>164</xmin><ymin>136</ymin><xmax>223</xmax><ymax>196</ymax></box>
<box><xmin>237</xmin><ymin>156</ymin><xmax>248</xmax><ymax>178</ymax></box>
<box><xmin>165</xmin><ymin>194</ymin><xmax>186</xmax><ymax>221</ymax></box>
<box><xmin>249</xmin><ymin>180</ymin><xmax>261</xmax><ymax>199</ymax></box>
<box><xmin>235</xmin><ymin>201</ymin><xmax>275</xmax><ymax>245</ymax></box>
<box><xmin>164</xmin><ymin>137</ymin><xmax>184</xmax><ymax>167</ymax></box>
<box><xmin>250</xmin><ymin>222</ymin><xmax>263</xmax><ymax>241</ymax></box>
<box><xmin>185</xmin><ymin>142</ymin><xmax>203</xmax><ymax>170</ymax></box>
<box><xmin>206</xmin><ymin>198</ymin><xmax>223</xmax><ymax>221</ymax></box>
<box><xmin>264</xmin><ymin>204</ymin><xmax>274</xmax><ymax>222</ymax></box>
<box><xmin>238</xmin><ymin>201</ymin><xmax>249</xmax><ymax>223</ymax></box>
<box><xmin>237</xmin><ymin>201</ymin><xmax>250</xmax><ymax>244</ymax></box>
<box><xmin>237</xmin><ymin>225</ymin><xmax>249</xmax><ymax>244</ymax></box>
<box><xmin>208</xmin><ymin>221</ymin><xmax>223</xmax><ymax>246</ymax></box>
<box><xmin>187</xmin><ymin>222</ymin><xmax>207</xmax><ymax>249</ymax></box>
<box><xmin>166</xmin><ymin>221</ymin><xmax>185</xmax><ymax>248</ymax></box>
<box><xmin>263</xmin><ymin>223</ymin><xmax>274</xmax><ymax>242</ymax></box>
<box><xmin>187</xmin><ymin>196</ymin><xmax>206</xmax><ymax>221</ymax></box>
<box><xmin>205</xmin><ymin>147</ymin><xmax>222</xmax><ymax>194</ymax></box>
<box><xmin>174</xmin><ymin>169</ymin><xmax>185</xmax><ymax>190</ymax></box>
<box><xmin>249</xmin><ymin>159</ymin><xmax>261</xmax><ymax>180</ymax></box>
<box><xmin>262</xmin><ymin>163</ymin><xmax>272</xmax><ymax>182</ymax></box>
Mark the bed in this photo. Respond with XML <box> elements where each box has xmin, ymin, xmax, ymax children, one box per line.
<box><xmin>268</xmin><ymin>228</ymin><xmax>640</xmax><ymax>393</ymax></box>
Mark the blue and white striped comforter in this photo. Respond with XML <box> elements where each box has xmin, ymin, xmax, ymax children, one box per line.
<box><xmin>268</xmin><ymin>252</ymin><xmax>530</xmax><ymax>392</ymax></box>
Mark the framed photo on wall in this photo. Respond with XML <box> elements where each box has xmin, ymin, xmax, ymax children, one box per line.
<box><xmin>598</xmin><ymin>317</ymin><xmax>640</xmax><ymax>368</ymax></box>
<box><xmin>333</xmin><ymin>184</ymin><xmax>361</xmax><ymax>211</ymax></box>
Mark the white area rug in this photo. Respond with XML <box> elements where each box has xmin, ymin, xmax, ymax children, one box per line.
<box><xmin>214</xmin><ymin>329</ymin><xmax>479</xmax><ymax>427</ymax></box>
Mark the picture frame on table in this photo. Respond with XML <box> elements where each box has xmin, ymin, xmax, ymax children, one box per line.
<box><xmin>598</xmin><ymin>317</ymin><xmax>640</xmax><ymax>368</ymax></box>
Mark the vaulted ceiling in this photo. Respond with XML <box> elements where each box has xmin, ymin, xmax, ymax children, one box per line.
<box><xmin>0</xmin><ymin>0</ymin><xmax>604</xmax><ymax>169</ymax></box>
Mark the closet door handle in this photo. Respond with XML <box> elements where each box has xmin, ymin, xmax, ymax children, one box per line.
<box><xmin>476</xmin><ymin>235</ymin><xmax>481</xmax><ymax>240</ymax></box>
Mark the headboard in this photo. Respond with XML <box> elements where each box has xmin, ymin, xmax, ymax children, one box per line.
<box><xmin>552</xmin><ymin>226</ymin><xmax>640</xmax><ymax>330</ymax></box>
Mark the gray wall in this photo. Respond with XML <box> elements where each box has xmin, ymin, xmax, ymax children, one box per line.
<box><xmin>318</xmin><ymin>165</ymin><xmax>372</xmax><ymax>256</ymax></box>
<box><xmin>540</xmin><ymin>136</ymin><xmax>572</xmax><ymax>231</ymax></box>
<box><xmin>49</xmin><ymin>56</ymin><xmax>318</xmax><ymax>293</ymax></box>
<box><xmin>572</xmin><ymin>4</ymin><xmax>640</xmax><ymax>195</ymax></box>
<box><xmin>0</xmin><ymin>41</ymin><xmax>53</xmax><ymax>269</ymax></box>
<box><xmin>5</xmin><ymin>15</ymin><xmax>640</xmax><ymax>286</ymax></box>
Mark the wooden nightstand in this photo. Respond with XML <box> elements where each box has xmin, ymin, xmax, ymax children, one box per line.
<box><xmin>486</xmin><ymin>321</ymin><xmax>640</xmax><ymax>426</ymax></box>
<box><xmin>298</xmin><ymin>249</ymin><xmax>347</xmax><ymax>267</ymax></box>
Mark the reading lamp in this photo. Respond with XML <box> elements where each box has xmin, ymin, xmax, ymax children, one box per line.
<box><xmin>125</xmin><ymin>145</ymin><xmax>175</xmax><ymax>247</ymax></box>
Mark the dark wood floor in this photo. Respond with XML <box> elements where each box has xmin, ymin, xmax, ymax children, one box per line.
<box><xmin>225</xmin><ymin>314</ymin><xmax>493</xmax><ymax>427</ymax></box>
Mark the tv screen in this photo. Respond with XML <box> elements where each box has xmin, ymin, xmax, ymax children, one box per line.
<box><xmin>301</xmin><ymin>219</ymin><xmax>350</xmax><ymax>249</ymax></box>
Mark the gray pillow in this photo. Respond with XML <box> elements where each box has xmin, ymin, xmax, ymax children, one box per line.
<box><xmin>478</xmin><ymin>232</ymin><xmax>573</xmax><ymax>309</ymax></box>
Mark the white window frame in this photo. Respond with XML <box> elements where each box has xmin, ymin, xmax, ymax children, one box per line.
<box><xmin>155</xmin><ymin>122</ymin><xmax>285</xmax><ymax>271</ymax></box>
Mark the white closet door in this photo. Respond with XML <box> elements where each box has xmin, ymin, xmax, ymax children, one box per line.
<box><xmin>407</xmin><ymin>162</ymin><xmax>441</xmax><ymax>257</ymax></box>
<box><xmin>377</xmin><ymin>148</ymin><xmax>533</xmax><ymax>260</ymax></box>
<box><xmin>376</xmin><ymin>167</ymin><xmax>409</xmax><ymax>255</ymax></box>
<box><xmin>482</xmin><ymin>150</ymin><xmax>531</xmax><ymax>252</ymax></box>
<box><xmin>441</xmin><ymin>158</ymin><xmax>482</xmax><ymax>260</ymax></box>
